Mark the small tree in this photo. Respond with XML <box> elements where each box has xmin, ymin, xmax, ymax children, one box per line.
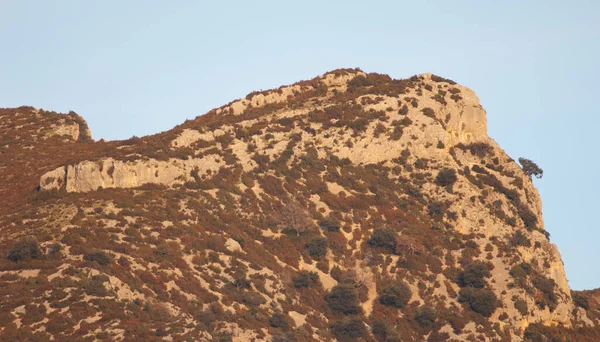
<box><xmin>7</xmin><ymin>236</ymin><xmax>42</xmax><ymax>262</ymax></box>
<box><xmin>518</xmin><ymin>157</ymin><xmax>543</xmax><ymax>179</ymax></box>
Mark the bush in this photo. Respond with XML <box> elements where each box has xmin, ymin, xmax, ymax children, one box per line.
<box><xmin>330</xmin><ymin>318</ymin><xmax>367</xmax><ymax>341</ymax></box>
<box><xmin>458</xmin><ymin>287</ymin><xmax>498</xmax><ymax>317</ymax></box>
<box><xmin>572</xmin><ymin>292</ymin><xmax>589</xmax><ymax>310</ymax></box>
<box><xmin>464</xmin><ymin>142</ymin><xmax>492</xmax><ymax>158</ymax></box>
<box><xmin>430</xmin><ymin>74</ymin><xmax>457</xmax><ymax>84</ymax></box>
<box><xmin>427</xmin><ymin>201</ymin><xmax>444</xmax><ymax>218</ymax></box>
<box><xmin>47</xmin><ymin>242</ymin><xmax>63</xmax><ymax>254</ymax></box>
<box><xmin>368</xmin><ymin>228</ymin><xmax>397</xmax><ymax>253</ymax></box>
<box><xmin>414</xmin><ymin>305</ymin><xmax>436</xmax><ymax>329</ymax></box>
<box><xmin>292</xmin><ymin>271</ymin><xmax>319</xmax><ymax>288</ymax></box>
<box><xmin>318</xmin><ymin>218</ymin><xmax>340</xmax><ymax>232</ymax></box>
<box><xmin>457</xmin><ymin>262</ymin><xmax>490</xmax><ymax>288</ymax></box>
<box><xmin>83</xmin><ymin>278</ymin><xmax>110</xmax><ymax>297</ymax></box>
<box><xmin>7</xmin><ymin>236</ymin><xmax>42</xmax><ymax>262</ymax></box>
<box><xmin>532</xmin><ymin>276</ymin><xmax>558</xmax><ymax>310</ymax></box>
<box><xmin>83</xmin><ymin>250</ymin><xmax>113</xmax><ymax>266</ymax></box>
<box><xmin>347</xmin><ymin>75</ymin><xmax>373</xmax><ymax>91</ymax></box>
<box><xmin>422</xmin><ymin>107</ymin><xmax>436</xmax><ymax>119</ymax></box>
<box><xmin>325</xmin><ymin>282</ymin><xmax>363</xmax><ymax>315</ymax></box>
<box><xmin>518</xmin><ymin>205</ymin><xmax>538</xmax><ymax>230</ymax></box>
<box><xmin>305</xmin><ymin>237</ymin><xmax>328</xmax><ymax>260</ymax></box>
<box><xmin>509</xmin><ymin>265</ymin><xmax>528</xmax><ymax>286</ymax></box>
<box><xmin>379</xmin><ymin>281</ymin><xmax>412</xmax><ymax>308</ymax></box>
<box><xmin>371</xmin><ymin>319</ymin><xmax>399</xmax><ymax>341</ymax></box>
<box><xmin>514</xmin><ymin>298</ymin><xmax>528</xmax><ymax>316</ymax></box>
<box><xmin>523</xmin><ymin>330</ymin><xmax>546</xmax><ymax>342</ymax></box>
<box><xmin>518</xmin><ymin>157</ymin><xmax>543</xmax><ymax>179</ymax></box>
<box><xmin>509</xmin><ymin>230</ymin><xmax>531</xmax><ymax>247</ymax></box>
<box><xmin>269</xmin><ymin>313</ymin><xmax>290</xmax><ymax>329</ymax></box>
<box><xmin>435</xmin><ymin>168</ymin><xmax>457</xmax><ymax>187</ymax></box>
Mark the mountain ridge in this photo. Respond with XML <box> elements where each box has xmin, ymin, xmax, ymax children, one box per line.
<box><xmin>1</xmin><ymin>69</ymin><xmax>599</xmax><ymax>341</ymax></box>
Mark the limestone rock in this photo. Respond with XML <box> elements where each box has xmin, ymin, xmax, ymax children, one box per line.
<box><xmin>40</xmin><ymin>156</ymin><xmax>224</xmax><ymax>192</ymax></box>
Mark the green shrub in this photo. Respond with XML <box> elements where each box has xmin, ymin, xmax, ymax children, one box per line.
<box><xmin>83</xmin><ymin>250</ymin><xmax>113</xmax><ymax>266</ymax></box>
<box><xmin>422</xmin><ymin>107</ymin><xmax>436</xmax><ymax>119</ymax></box>
<box><xmin>305</xmin><ymin>237</ymin><xmax>328</xmax><ymax>260</ymax></box>
<box><xmin>83</xmin><ymin>278</ymin><xmax>110</xmax><ymax>297</ymax></box>
<box><xmin>509</xmin><ymin>264</ymin><xmax>528</xmax><ymax>286</ymax></box>
<box><xmin>430</xmin><ymin>74</ymin><xmax>457</xmax><ymax>84</ymax></box>
<box><xmin>325</xmin><ymin>282</ymin><xmax>362</xmax><ymax>315</ymax></box>
<box><xmin>368</xmin><ymin>228</ymin><xmax>397</xmax><ymax>253</ymax></box>
<box><xmin>532</xmin><ymin>276</ymin><xmax>558</xmax><ymax>311</ymax></box>
<box><xmin>269</xmin><ymin>312</ymin><xmax>289</xmax><ymax>329</ymax></box>
<box><xmin>523</xmin><ymin>330</ymin><xmax>546</xmax><ymax>342</ymax></box>
<box><xmin>7</xmin><ymin>236</ymin><xmax>42</xmax><ymax>262</ymax></box>
<box><xmin>379</xmin><ymin>281</ymin><xmax>412</xmax><ymax>308</ymax></box>
<box><xmin>435</xmin><ymin>168</ymin><xmax>457</xmax><ymax>187</ymax></box>
<box><xmin>414</xmin><ymin>305</ymin><xmax>436</xmax><ymax>329</ymax></box>
<box><xmin>514</xmin><ymin>298</ymin><xmax>528</xmax><ymax>315</ymax></box>
<box><xmin>572</xmin><ymin>291</ymin><xmax>589</xmax><ymax>310</ymax></box>
<box><xmin>330</xmin><ymin>265</ymin><xmax>343</xmax><ymax>282</ymax></box>
<box><xmin>330</xmin><ymin>318</ymin><xmax>367</xmax><ymax>341</ymax></box>
<box><xmin>318</xmin><ymin>218</ymin><xmax>341</xmax><ymax>232</ymax></box>
<box><xmin>463</xmin><ymin>142</ymin><xmax>493</xmax><ymax>158</ymax></box>
<box><xmin>509</xmin><ymin>230</ymin><xmax>531</xmax><ymax>247</ymax></box>
<box><xmin>427</xmin><ymin>201</ymin><xmax>444</xmax><ymax>218</ymax></box>
<box><xmin>347</xmin><ymin>75</ymin><xmax>373</xmax><ymax>90</ymax></box>
<box><xmin>458</xmin><ymin>287</ymin><xmax>498</xmax><ymax>317</ymax></box>
<box><xmin>518</xmin><ymin>205</ymin><xmax>538</xmax><ymax>230</ymax></box>
<box><xmin>371</xmin><ymin>319</ymin><xmax>399</xmax><ymax>341</ymax></box>
<box><xmin>292</xmin><ymin>271</ymin><xmax>319</xmax><ymax>288</ymax></box>
<box><xmin>457</xmin><ymin>262</ymin><xmax>490</xmax><ymax>288</ymax></box>
<box><xmin>47</xmin><ymin>242</ymin><xmax>63</xmax><ymax>254</ymax></box>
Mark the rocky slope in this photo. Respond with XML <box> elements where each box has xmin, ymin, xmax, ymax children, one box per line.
<box><xmin>1</xmin><ymin>69</ymin><xmax>599</xmax><ymax>341</ymax></box>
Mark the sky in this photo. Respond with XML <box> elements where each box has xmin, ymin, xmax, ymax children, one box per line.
<box><xmin>1</xmin><ymin>1</ymin><xmax>599</xmax><ymax>290</ymax></box>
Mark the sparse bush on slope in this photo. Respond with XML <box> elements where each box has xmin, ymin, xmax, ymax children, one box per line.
<box><xmin>379</xmin><ymin>281</ymin><xmax>412</xmax><ymax>308</ymax></box>
<box><xmin>7</xmin><ymin>236</ymin><xmax>42</xmax><ymax>262</ymax></box>
<box><xmin>326</xmin><ymin>282</ymin><xmax>363</xmax><ymax>315</ymax></box>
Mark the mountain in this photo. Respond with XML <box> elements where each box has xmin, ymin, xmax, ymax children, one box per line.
<box><xmin>1</xmin><ymin>69</ymin><xmax>599</xmax><ymax>341</ymax></box>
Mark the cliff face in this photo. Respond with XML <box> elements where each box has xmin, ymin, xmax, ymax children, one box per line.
<box><xmin>2</xmin><ymin>70</ymin><xmax>598</xmax><ymax>341</ymax></box>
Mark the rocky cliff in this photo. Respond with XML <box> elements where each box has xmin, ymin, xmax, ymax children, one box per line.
<box><xmin>1</xmin><ymin>70</ymin><xmax>598</xmax><ymax>341</ymax></box>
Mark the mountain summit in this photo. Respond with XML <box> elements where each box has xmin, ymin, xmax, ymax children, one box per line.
<box><xmin>1</xmin><ymin>69</ymin><xmax>598</xmax><ymax>341</ymax></box>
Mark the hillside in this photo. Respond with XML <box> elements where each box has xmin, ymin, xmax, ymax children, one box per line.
<box><xmin>1</xmin><ymin>69</ymin><xmax>599</xmax><ymax>341</ymax></box>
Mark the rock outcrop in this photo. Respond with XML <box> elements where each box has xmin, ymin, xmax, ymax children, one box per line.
<box><xmin>41</xmin><ymin>156</ymin><xmax>224</xmax><ymax>193</ymax></box>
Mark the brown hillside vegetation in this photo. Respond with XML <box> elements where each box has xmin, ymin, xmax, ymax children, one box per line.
<box><xmin>1</xmin><ymin>69</ymin><xmax>599</xmax><ymax>341</ymax></box>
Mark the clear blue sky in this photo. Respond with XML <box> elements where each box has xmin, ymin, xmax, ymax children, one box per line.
<box><xmin>1</xmin><ymin>1</ymin><xmax>598</xmax><ymax>290</ymax></box>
